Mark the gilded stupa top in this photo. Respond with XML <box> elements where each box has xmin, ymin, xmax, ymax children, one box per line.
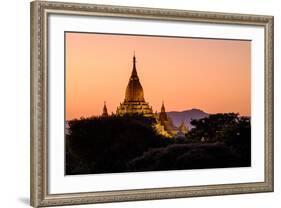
<box><xmin>125</xmin><ymin>54</ymin><xmax>145</xmax><ymax>102</ymax></box>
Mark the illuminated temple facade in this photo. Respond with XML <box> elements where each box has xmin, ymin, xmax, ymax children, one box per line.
<box><xmin>157</xmin><ymin>102</ymin><xmax>179</xmax><ymax>136</ymax></box>
<box><xmin>116</xmin><ymin>55</ymin><xmax>154</xmax><ymax>117</ymax></box>
<box><xmin>101</xmin><ymin>54</ymin><xmax>188</xmax><ymax>138</ymax></box>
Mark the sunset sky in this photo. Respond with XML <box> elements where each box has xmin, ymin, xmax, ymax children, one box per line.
<box><xmin>65</xmin><ymin>32</ymin><xmax>251</xmax><ymax>120</ymax></box>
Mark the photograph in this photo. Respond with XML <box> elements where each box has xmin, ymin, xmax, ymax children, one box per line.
<box><xmin>30</xmin><ymin>1</ymin><xmax>273</xmax><ymax>206</ymax></box>
<box><xmin>65</xmin><ymin>32</ymin><xmax>251</xmax><ymax>175</ymax></box>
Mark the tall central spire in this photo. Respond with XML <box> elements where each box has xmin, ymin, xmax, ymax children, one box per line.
<box><xmin>116</xmin><ymin>54</ymin><xmax>154</xmax><ymax>117</ymax></box>
<box><xmin>125</xmin><ymin>54</ymin><xmax>145</xmax><ymax>102</ymax></box>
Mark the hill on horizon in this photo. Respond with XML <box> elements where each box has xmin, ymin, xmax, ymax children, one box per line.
<box><xmin>166</xmin><ymin>108</ymin><xmax>209</xmax><ymax>129</ymax></box>
<box><xmin>66</xmin><ymin>108</ymin><xmax>209</xmax><ymax>130</ymax></box>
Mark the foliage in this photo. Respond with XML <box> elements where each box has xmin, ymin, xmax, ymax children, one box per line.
<box><xmin>186</xmin><ymin>113</ymin><xmax>251</xmax><ymax>162</ymax></box>
<box><xmin>66</xmin><ymin>113</ymin><xmax>251</xmax><ymax>174</ymax></box>
<box><xmin>66</xmin><ymin>115</ymin><xmax>172</xmax><ymax>174</ymax></box>
<box><xmin>128</xmin><ymin>143</ymin><xmax>244</xmax><ymax>171</ymax></box>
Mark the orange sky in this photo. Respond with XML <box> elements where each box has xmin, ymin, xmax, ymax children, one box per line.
<box><xmin>65</xmin><ymin>32</ymin><xmax>251</xmax><ymax>120</ymax></box>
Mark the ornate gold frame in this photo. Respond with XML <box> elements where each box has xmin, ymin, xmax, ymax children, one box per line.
<box><xmin>30</xmin><ymin>1</ymin><xmax>274</xmax><ymax>207</ymax></box>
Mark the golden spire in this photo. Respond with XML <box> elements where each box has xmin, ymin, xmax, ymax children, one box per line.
<box><xmin>125</xmin><ymin>54</ymin><xmax>145</xmax><ymax>102</ymax></box>
<box><xmin>159</xmin><ymin>101</ymin><xmax>168</xmax><ymax>122</ymax></box>
<box><xmin>116</xmin><ymin>54</ymin><xmax>154</xmax><ymax>117</ymax></box>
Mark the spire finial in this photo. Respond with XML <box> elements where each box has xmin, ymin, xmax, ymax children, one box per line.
<box><xmin>132</xmin><ymin>51</ymin><xmax>137</xmax><ymax>76</ymax></box>
<box><xmin>102</xmin><ymin>101</ymin><xmax>108</xmax><ymax>117</ymax></box>
<box><xmin>133</xmin><ymin>51</ymin><xmax>136</xmax><ymax>64</ymax></box>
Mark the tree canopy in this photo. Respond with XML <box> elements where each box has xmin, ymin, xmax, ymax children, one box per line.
<box><xmin>66</xmin><ymin>113</ymin><xmax>251</xmax><ymax>174</ymax></box>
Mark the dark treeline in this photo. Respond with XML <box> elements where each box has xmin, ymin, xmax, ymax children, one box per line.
<box><xmin>65</xmin><ymin>113</ymin><xmax>251</xmax><ymax>175</ymax></box>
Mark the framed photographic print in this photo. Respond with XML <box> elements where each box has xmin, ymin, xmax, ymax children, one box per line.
<box><xmin>30</xmin><ymin>1</ymin><xmax>274</xmax><ymax>207</ymax></box>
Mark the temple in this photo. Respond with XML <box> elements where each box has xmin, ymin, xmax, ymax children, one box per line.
<box><xmin>101</xmin><ymin>54</ymin><xmax>189</xmax><ymax>138</ymax></box>
<box><xmin>116</xmin><ymin>55</ymin><xmax>154</xmax><ymax>117</ymax></box>
<box><xmin>157</xmin><ymin>101</ymin><xmax>179</xmax><ymax>136</ymax></box>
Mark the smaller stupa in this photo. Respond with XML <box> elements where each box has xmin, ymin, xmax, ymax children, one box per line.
<box><xmin>101</xmin><ymin>101</ymin><xmax>108</xmax><ymax>117</ymax></box>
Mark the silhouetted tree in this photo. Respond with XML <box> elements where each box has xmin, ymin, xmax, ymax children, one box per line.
<box><xmin>65</xmin><ymin>113</ymin><xmax>251</xmax><ymax>174</ymax></box>
<box><xmin>187</xmin><ymin>113</ymin><xmax>250</xmax><ymax>142</ymax></box>
<box><xmin>66</xmin><ymin>115</ymin><xmax>172</xmax><ymax>174</ymax></box>
<box><xmin>185</xmin><ymin>113</ymin><xmax>251</xmax><ymax>165</ymax></box>
<box><xmin>128</xmin><ymin>143</ymin><xmax>242</xmax><ymax>171</ymax></box>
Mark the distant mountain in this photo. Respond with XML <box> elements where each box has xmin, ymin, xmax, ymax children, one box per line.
<box><xmin>166</xmin><ymin>109</ymin><xmax>209</xmax><ymax>129</ymax></box>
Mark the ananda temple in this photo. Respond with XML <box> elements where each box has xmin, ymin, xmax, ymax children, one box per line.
<box><xmin>101</xmin><ymin>54</ymin><xmax>188</xmax><ymax>138</ymax></box>
<box><xmin>116</xmin><ymin>55</ymin><xmax>154</xmax><ymax>117</ymax></box>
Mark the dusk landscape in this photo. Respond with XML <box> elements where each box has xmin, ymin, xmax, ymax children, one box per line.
<box><xmin>65</xmin><ymin>32</ymin><xmax>251</xmax><ymax>175</ymax></box>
